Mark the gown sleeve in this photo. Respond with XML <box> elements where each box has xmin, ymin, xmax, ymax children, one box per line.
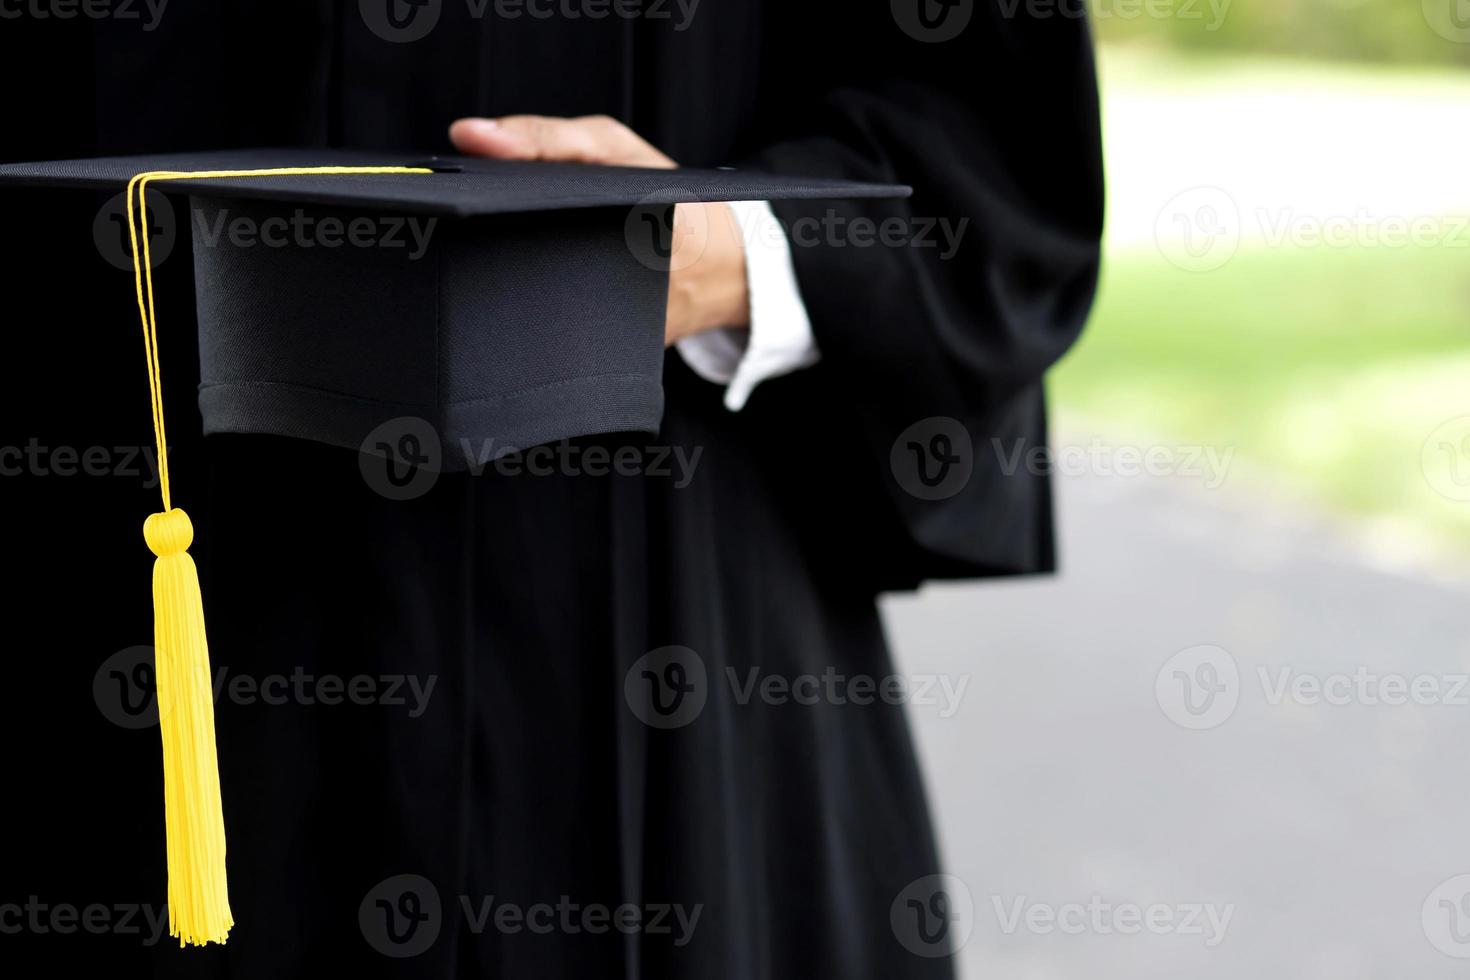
<box><xmin>732</xmin><ymin>0</ymin><xmax>1106</xmax><ymax>588</ymax></box>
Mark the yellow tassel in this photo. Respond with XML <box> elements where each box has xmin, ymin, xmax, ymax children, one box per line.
<box><xmin>124</xmin><ymin>166</ymin><xmax>430</xmax><ymax>947</ymax></box>
<box><xmin>145</xmin><ymin>508</ymin><xmax>233</xmax><ymax>946</ymax></box>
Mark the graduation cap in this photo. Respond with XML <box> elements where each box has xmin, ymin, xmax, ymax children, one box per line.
<box><xmin>0</xmin><ymin>148</ymin><xmax>909</xmax><ymax>947</ymax></box>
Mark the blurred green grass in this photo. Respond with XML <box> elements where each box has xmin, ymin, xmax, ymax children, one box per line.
<box><xmin>1092</xmin><ymin>0</ymin><xmax>1470</xmax><ymax>68</ymax></box>
<box><xmin>1053</xmin><ymin>240</ymin><xmax>1470</xmax><ymax>549</ymax></box>
<box><xmin>1051</xmin><ymin>46</ymin><xmax>1470</xmax><ymax>558</ymax></box>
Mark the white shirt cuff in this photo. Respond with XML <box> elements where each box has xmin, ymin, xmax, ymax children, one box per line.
<box><xmin>675</xmin><ymin>200</ymin><xmax>820</xmax><ymax>411</ymax></box>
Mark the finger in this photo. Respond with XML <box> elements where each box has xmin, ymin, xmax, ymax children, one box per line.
<box><xmin>450</xmin><ymin>115</ymin><xmax>675</xmax><ymax>168</ymax></box>
<box><xmin>449</xmin><ymin>117</ymin><xmax>527</xmax><ymax>159</ymax></box>
<box><xmin>568</xmin><ymin>115</ymin><xmax>676</xmax><ymax>168</ymax></box>
<box><xmin>449</xmin><ymin>115</ymin><xmax>593</xmax><ymax>161</ymax></box>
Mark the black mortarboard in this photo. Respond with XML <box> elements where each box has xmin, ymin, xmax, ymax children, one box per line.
<box><xmin>0</xmin><ymin>148</ymin><xmax>908</xmax><ymax>947</ymax></box>
<box><xmin>0</xmin><ymin>148</ymin><xmax>908</xmax><ymax>463</ymax></box>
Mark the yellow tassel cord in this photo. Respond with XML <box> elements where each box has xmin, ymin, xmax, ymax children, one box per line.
<box><xmin>125</xmin><ymin>167</ymin><xmax>432</xmax><ymax>946</ymax></box>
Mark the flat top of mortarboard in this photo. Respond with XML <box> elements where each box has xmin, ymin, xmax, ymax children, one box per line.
<box><xmin>0</xmin><ymin>147</ymin><xmax>912</xmax><ymax>217</ymax></box>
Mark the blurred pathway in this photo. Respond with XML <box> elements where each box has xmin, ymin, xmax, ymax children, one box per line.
<box><xmin>884</xmin><ymin>466</ymin><xmax>1470</xmax><ymax>979</ymax></box>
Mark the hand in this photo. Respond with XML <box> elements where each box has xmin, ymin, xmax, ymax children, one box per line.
<box><xmin>450</xmin><ymin>115</ymin><xmax>750</xmax><ymax>347</ymax></box>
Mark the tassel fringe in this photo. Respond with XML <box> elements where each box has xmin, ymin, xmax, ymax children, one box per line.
<box><xmin>145</xmin><ymin>509</ymin><xmax>233</xmax><ymax>946</ymax></box>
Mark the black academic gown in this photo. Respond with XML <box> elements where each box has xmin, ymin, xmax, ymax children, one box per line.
<box><xmin>0</xmin><ymin>2</ymin><xmax>1102</xmax><ymax>977</ymax></box>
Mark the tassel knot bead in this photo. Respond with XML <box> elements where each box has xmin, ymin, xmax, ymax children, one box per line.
<box><xmin>145</xmin><ymin>509</ymin><xmax>194</xmax><ymax>557</ymax></box>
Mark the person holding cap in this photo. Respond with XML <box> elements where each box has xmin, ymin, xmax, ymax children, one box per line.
<box><xmin>0</xmin><ymin>3</ymin><xmax>1102</xmax><ymax>977</ymax></box>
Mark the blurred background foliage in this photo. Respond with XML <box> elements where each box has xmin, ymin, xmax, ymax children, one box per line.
<box><xmin>1053</xmin><ymin>6</ymin><xmax>1470</xmax><ymax>568</ymax></box>
<box><xmin>1092</xmin><ymin>0</ymin><xmax>1470</xmax><ymax>66</ymax></box>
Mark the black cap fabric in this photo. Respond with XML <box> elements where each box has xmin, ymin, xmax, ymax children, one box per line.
<box><xmin>0</xmin><ymin>147</ymin><xmax>908</xmax><ymax>216</ymax></box>
<box><xmin>0</xmin><ymin>149</ymin><xmax>910</xmax><ymax>469</ymax></box>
